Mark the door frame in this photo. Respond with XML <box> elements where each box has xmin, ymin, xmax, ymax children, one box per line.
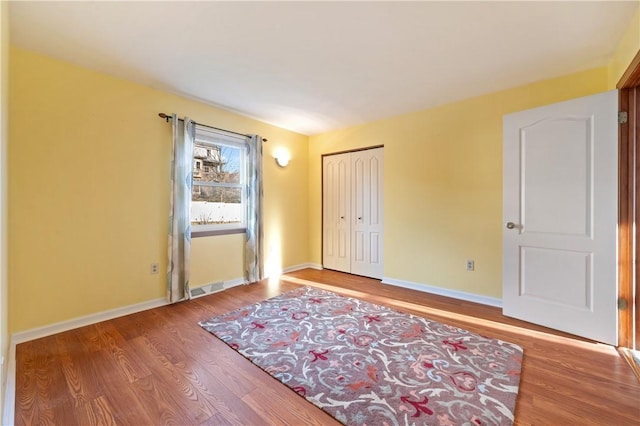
<box><xmin>617</xmin><ymin>48</ymin><xmax>640</xmax><ymax>348</ymax></box>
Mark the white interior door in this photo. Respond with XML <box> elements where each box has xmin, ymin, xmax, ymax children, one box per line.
<box><xmin>503</xmin><ymin>90</ymin><xmax>618</xmax><ymax>345</ymax></box>
<box><xmin>351</xmin><ymin>147</ymin><xmax>384</xmax><ymax>279</ymax></box>
<box><xmin>323</xmin><ymin>153</ymin><xmax>351</xmax><ymax>273</ymax></box>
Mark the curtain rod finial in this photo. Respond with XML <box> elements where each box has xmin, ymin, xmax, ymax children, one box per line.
<box><xmin>158</xmin><ymin>112</ymin><xmax>170</xmax><ymax>122</ymax></box>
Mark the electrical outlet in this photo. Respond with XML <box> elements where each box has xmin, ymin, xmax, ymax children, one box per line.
<box><xmin>466</xmin><ymin>259</ymin><xmax>475</xmax><ymax>271</ymax></box>
<box><xmin>150</xmin><ymin>263</ymin><xmax>159</xmax><ymax>274</ymax></box>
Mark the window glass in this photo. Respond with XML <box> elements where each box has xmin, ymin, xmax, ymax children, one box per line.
<box><xmin>191</xmin><ymin>127</ymin><xmax>246</xmax><ymax>232</ymax></box>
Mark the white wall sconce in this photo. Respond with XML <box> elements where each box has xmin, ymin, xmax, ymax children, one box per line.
<box><xmin>274</xmin><ymin>148</ymin><xmax>290</xmax><ymax>168</ymax></box>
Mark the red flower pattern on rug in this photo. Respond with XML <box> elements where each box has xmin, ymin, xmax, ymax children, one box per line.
<box><xmin>199</xmin><ymin>287</ymin><xmax>523</xmax><ymax>425</ymax></box>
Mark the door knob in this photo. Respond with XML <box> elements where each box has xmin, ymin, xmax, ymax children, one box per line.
<box><xmin>506</xmin><ymin>222</ymin><xmax>517</xmax><ymax>229</ymax></box>
<box><xmin>358</xmin><ymin>217</ymin><xmax>362</xmax><ymax>220</ymax></box>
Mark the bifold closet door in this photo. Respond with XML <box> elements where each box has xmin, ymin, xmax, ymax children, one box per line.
<box><xmin>323</xmin><ymin>152</ymin><xmax>351</xmax><ymax>273</ymax></box>
<box><xmin>351</xmin><ymin>148</ymin><xmax>383</xmax><ymax>278</ymax></box>
<box><xmin>322</xmin><ymin>147</ymin><xmax>383</xmax><ymax>279</ymax></box>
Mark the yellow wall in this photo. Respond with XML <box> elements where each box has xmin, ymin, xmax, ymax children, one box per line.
<box><xmin>608</xmin><ymin>6</ymin><xmax>640</xmax><ymax>88</ymax></box>
<box><xmin>190</xmin><ymin>235</ymin><xmax>244</xmax><ymax>286</ymax></box>
<box><xmin>9</xmin><ymin>47</ymin><xmax>309</xmax><ymax>333</ymax></box>
<box><xmin>8</xmin><ymin>4</ymin><xmax>640</xmax><ymax>335</ymax></box>
<box><xmin>0</xmin><ymin>0</ymin><xmax>8</xmax><ymax>414</ymax></box>
<box><xmin>309</xmin><ymin>67</ymin><xmax>609</xmax><ymax>298</ymax></box>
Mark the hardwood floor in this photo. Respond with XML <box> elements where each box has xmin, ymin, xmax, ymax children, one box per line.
<box><xmin>14</xmin><ymin>269</ymin><xmax>640</xmax><ymax>425</ymax></box>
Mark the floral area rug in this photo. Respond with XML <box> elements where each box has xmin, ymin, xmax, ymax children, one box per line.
<box><xmin>199</xmin><ymin>287</ymin><xmax>523</xmax><ymax>425</ymax></box>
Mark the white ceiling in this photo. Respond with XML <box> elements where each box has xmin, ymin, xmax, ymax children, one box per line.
<box><xmin>9</xmin><ymin>1</ymin><xmax>639</xmax><ymax>135</ymax></box>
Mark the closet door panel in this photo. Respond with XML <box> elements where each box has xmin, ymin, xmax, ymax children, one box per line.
<box><xmin>322</xmin><ymin>153</ymin><xmax>351</xmax><ymax>273</ymax></box>
<box><xmin>351</xmin><ymin>148</ymin><xmax>384</xmax><ymax>278</ymax></box>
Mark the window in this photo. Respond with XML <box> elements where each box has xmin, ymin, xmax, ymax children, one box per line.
<box><xmin>191</xmin><ymin>125</ymin><xmax>246</xmax><ymax>234</ymax></box>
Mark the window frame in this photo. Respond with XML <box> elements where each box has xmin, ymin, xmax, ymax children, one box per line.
<box><xmin>191</xmin><ymin>125</ymin><xmax>247</xmax><ymax>237</ymax></box>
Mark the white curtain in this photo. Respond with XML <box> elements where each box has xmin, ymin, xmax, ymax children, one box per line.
<box><xmin>168</xmin><ymin>114</ymin><xmax>195</xmax><ymax>302</ymax></box>
<box><xmin>245</xmin><ymin>134</ymin><xmax>264</xmax><ymax>283</ymax></box>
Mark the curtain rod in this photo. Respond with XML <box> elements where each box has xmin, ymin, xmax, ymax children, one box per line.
<box><xmin>158</xmin><ymin>113</ymin><xmax>267</xmax><ymax>142</ymax></box>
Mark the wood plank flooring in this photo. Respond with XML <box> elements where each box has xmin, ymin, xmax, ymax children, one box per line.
<box><xmin>14</xmin><ymin>269</ymin><xmax>640</xmax><ymax>425</ymax></box>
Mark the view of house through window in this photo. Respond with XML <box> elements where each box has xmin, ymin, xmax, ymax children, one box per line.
<box><xmin>191</xmin><ymin>126</ymin><xmax>246</xmax><ymax>231</ymax></box>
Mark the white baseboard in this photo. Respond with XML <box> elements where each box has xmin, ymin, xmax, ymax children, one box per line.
<box><xmin>264</xmin><ymin>263</ymin><xmax>322</xmax><ymax>278</ymax></box>
<box><xmin>9</xmin><ymin>265</ymin><xmax>323</xmax><ymax>343</ymax></box>
<box><xmin>11</xmin><ymin>297</ymin><xmax>168</xmax><ymax>345</ymax></box>
<box><xmin>4</xmin><ymin>297</ymin><xmax>170</xmax><ymax>426</ymax></box>
<box><xmin>283</xmin><ymin>263</ymin><xmax>323</xmax><ymax>273</ymax></box>
<box><xmin>2</xmin><ymin>338</ymin><xmax>15</xmax><ymax>426</ymax></box>
<box><xmin>382</xmin><ymin>276</ymin><xmax>502</xmax><ymax>308</ymax></box>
